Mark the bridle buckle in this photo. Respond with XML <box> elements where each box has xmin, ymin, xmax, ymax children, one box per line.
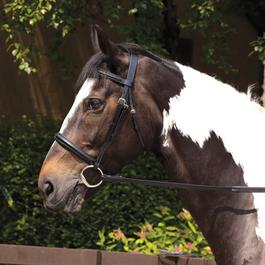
<box><xmin>118</xmin><ymin>98</ymin><xmax>129</xmax><ymax>108</ymax></box>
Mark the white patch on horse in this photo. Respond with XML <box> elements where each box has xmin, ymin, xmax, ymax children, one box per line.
<box><xmin>59</xmin><ymin>78</ymin><xmax>96</xmax><ymax>133</ymax></box>
<box><xmin>162</xmin><ymin>136</ymin><xmax>170</xmax><ymax>148</ymax></box>
<box><xmin>162</xmin><ymin>62</ymin><xmax>265</xmax><ymax>242</ymax></box>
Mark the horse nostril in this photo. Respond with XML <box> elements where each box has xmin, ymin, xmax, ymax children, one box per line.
<box><xmin>43</xmin><ymin>181</ymin><xmax>54</xmax><ymax>198</ymax></box>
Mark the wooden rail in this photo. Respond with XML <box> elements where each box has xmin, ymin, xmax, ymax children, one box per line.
<box><xmin>0</xmin><ymin>244</ymin><xmax>216</xmax><ymax>265</ymax></box>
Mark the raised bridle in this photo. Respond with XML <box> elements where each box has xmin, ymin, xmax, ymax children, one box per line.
<box><xmin>55</xmin><ymin>51</ymin><xmax>265</xmax><ymax>193</ymax></box>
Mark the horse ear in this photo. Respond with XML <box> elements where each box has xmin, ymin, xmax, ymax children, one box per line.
<box><xmin>91</xmin><ymin>24</ymin><xmax>120</xmax><ymax>58</ymax></box>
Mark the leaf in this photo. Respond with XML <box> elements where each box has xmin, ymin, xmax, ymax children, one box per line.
<box><xmin>128</xmin><ymin>8</ymin><xmax>138</xmax><ymax>15</ymax></box>
<box><xmin>187</xmin><ymin>221</ymin><xmax>197</xmax><ymax>233</ymax></box>
<box><xmin>97</xmin><ymin>229</ymin><xmax>106</xmax><ymax>246</ymax></box>
<box><xmin>1</xmin><ymin>186</ymin><xmax>14</xmax><ymax>208</ymax></box>
<box><xmin>166</xmin><ymin>226</ymin><xmax>177</xmax><ymax>231</ymax></box>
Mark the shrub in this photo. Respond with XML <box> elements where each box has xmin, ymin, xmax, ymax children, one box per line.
<box><xmin>0</xmin><ymin>116</ymin><xmax>182</xmax><ymax>248</ymax></box>
<box><xmin>97</xmin><ymin>206</ymin><xmax>213</xmax><ymax>258</ymax></box>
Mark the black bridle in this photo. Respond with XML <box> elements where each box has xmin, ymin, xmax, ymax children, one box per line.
<box><xmin>55</xmin><ymin>51</ymin><xmax>265</xmax><ymax>193</ymax></box>
<box><xmin>55</xmin><ymin>51</ymin><xmax>144</xmax><ymax>188</ymax></box>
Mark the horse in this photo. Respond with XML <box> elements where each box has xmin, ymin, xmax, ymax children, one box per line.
<box><xmin>38</xmin><ymin>25</ymin><xmax>265</xmax><ymax>265</ymax></box>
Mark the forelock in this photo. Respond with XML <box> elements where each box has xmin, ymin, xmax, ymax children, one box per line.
<box><xmin>75</xmin><ymin>52</ymin><xmax>105</xmax><ymax>91</ymax></box>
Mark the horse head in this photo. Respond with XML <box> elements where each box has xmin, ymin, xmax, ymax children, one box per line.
<box><xmin>38</xmin><ymin>25</ymin><xmax>178</xmax><ymax>212</ymax></box>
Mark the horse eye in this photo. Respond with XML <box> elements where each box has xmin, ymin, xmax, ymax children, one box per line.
<box><xmin>84</xmin><ymin>98</ymin><xmax>103</xmax><ymax>112</ymax></box>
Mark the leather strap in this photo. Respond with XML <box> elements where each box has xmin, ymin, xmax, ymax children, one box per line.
<box><xmin>98</xmin><ymin>71</ymin><xmax>133</xmax><ymax>87</ymax></box>
<box><xmin>102</xmin><ymin>174</ymin><xmax>265</xmax><ymax>193</ymax></box>
<box><xmin>94</xmin><ymin>51</ymin><xmax>140</xmax><ymax>167</ymax></box>
<box><xmin>55</xmin><ymin>133</ymin><xmax>95</xmax><ymax>164</ymax></box>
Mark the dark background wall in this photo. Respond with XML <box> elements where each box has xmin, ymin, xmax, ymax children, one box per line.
<box><xmin>0</xmin><ymin>14</ymin><xmax>260</xmax><ymax>119</ymax></box>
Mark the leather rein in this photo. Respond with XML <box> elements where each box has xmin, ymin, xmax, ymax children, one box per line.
<box><xmin>55</xmin><ymin>51</ymin><xmax>265</xmax><ymax>193</ymax></box>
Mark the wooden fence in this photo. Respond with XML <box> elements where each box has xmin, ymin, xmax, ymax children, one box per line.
<box><xmin>0</xmin><ymin>244</ymin><xmax>216</xmax><ymax>265</ymax></box>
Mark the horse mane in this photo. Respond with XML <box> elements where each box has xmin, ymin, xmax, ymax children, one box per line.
<box><xmin>117</xmin><ymin>43</ymin><xmax>181</xmax><ymax>75</ymax></box>
<box><xmin>75</xmin><ymin>43</ymin><xmax>182</xmax><ymax>91</ymax></box>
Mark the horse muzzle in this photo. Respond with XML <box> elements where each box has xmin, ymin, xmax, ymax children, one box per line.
<box><xmin>38</xmin><ymin>175</ymin><xmax>87</xmax><ymax>213</ymax></box>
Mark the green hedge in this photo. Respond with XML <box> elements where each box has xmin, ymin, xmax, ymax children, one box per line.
<box><xmin>97</xmin><ymin>206</ymin><xmax>213</xmax><ymax>258</ymax></box>
<box><xmin>0</xmin><ymin>116</ymin><xmax>182</xmax><ymax>248</ymax></box>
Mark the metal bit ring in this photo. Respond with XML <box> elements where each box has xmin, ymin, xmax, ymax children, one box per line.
<box><xmin>80</xmin><ymin>165</ymin><xmax>103</xmax><ymax>188</ymax></box>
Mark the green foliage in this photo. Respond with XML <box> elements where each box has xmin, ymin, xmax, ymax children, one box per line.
<box><xmin>2</xmin><ymin>0</ymin><xmax>264</xmax><ymax>75</ymax></box>
<box><xmin>251</xmin><ymin>33</ymin><xmax>265</xmax><ymax>61</ymax></box>
<box><xmin>181</xmin><ymin>0</ymin><xmax>237</xmax><ymax>73</ymax></box>
<box><xmin>0</xmin><ymin>185</ymin><xmax>14</xmax><ymax>208</ymax></box>
<box><xmin>0</xmin><ymin>116</ymin><xmax>182</xmax><ymax>248</ymax></box>
<box><xmin>2</xmin><ymin>0</ymin><xmax>56</xmax><ymax>74</ymax></box>
<box><xmin>97</xmin><ymin>206</ymin><xmax>213</xmax><ymax>258</ymax></box>
<box><xmin>1</xmin><ymin>0</ymin><xmax>85</xmax><ymax>74</ymax></box>
<box><xmin>9</xmin><ymin>42</ymin><xmax>36</xmax><ymax>74</ymax></box>
<box><xmin>125</xmin><ymin>0</ymin><xmax>169</xmax><ymax>56</ymax></box>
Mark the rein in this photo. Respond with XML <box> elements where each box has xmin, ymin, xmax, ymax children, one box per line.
<box><xmin>55</xmin><ymin>51</ymin><xmax>265</xmax><ymax>194</ymax></box>
<box><xmin>101</xmin><ymin>174</ymin><xmax>265</xmax><ymax>193</ymax></box>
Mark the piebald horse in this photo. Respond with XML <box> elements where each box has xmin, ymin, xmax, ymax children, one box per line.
<box><xmin>38</xmin><ymin>25</ymin><xmax>265</xmax><ymax>265</ymax></box>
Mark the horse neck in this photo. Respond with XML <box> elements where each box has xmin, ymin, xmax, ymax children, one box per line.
<box><xmin>158</xmin><ymin>130</ymin><xmax>264</xmax><ymax>264</ymax></box>
<box><xmin>152</xmin><ymin>63</ymin><xmax>265</xmax><ymax>265</ymax></box>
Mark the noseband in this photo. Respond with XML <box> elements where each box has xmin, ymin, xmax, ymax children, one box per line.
<box><xmin>54</xmin><ymin>51</ymin><xmax>265</xmax><ymax>193</ymax></box>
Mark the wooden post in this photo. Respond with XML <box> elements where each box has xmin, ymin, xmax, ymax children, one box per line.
<box><xmin>0</xmin><ymin>244</ymin><xmax>216</xmax><ymax>265</ymax></box>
